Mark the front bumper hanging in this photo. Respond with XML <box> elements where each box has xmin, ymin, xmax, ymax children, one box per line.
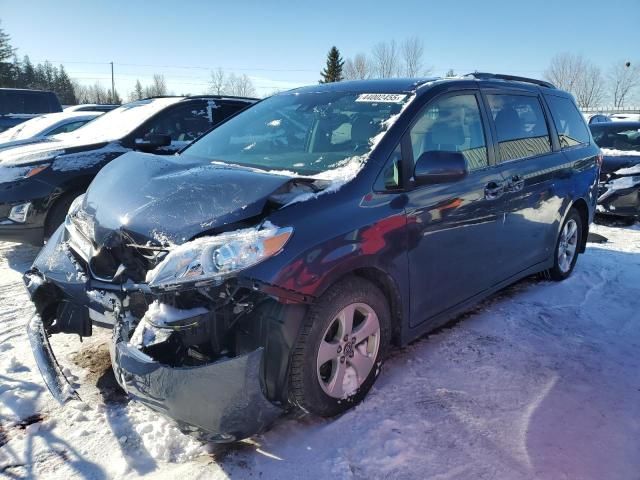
<box><xmin>111</xmin><ymin>323</ymin><xmax>283</xmax><ymax>441</ymax></box>
<box><xmin>27</xmin><ymin>313</ymin><xmax>79</xmax><ymax>403</ymax></box>
<box><xmin>23</xmin><ymin>225</ymin><xmax>287</xmax><ymax>441</ymax></box>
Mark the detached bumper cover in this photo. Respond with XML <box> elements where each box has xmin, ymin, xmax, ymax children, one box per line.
<box><xmin>27</xmin><ymin>313</ymin><xmax>79</xmax><ymax>403</ymax></box>
<box><xmin>111</xmin><ymin>324</ymin><xmax>283</xmax><ymax>441</ymax></box>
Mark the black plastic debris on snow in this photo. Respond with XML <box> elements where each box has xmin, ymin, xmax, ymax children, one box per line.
<box><xmin>14</xmin><ymin>413</ymin><xmax>45</xmax><ymax>430</ymax></box>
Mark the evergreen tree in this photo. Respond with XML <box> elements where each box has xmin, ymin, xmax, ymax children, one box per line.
<box><xmin>0</xmin><ymin>21</ymin><xmax>16</xmax><ymax>87</ymax></box>
<box><xmin>21</xmin><ymin>56</ymin><xmax>36</xmax><ymax>88</ymax></box>
<box><xmin>320</xmin><ymin>46</ymin><xmax>344</xmax><ymax>83</ymax></box>
<box><xmin>130</xmin><ymin>79</ymin><xmax>144</xmax><ymax>101</ymax></box>
<box><xmin>54</xmin><ymin>65</ymin><xmax>77</xmax><ymax>104</ymax></box>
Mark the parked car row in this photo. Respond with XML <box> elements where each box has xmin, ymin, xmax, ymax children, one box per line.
<box><xmin>0</xmin><ymin>95</ymin><xmax>257</xmax><ymax>244</ymax></box>
<box><xmin>18</xmin><ymin>73</ymin><xmax>601</xmax><ymax>442</ymax></box>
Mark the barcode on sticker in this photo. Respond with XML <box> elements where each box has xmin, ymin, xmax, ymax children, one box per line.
<box><xmin>356</xmin><ymin>93</ymin><xmax>407</xmax><ymax>103</ymax></box>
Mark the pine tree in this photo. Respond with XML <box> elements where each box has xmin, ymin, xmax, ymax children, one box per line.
<box><xmin>130</xmin><ymin>79</ymin><xmax>144</xmax><ymax>101</ymax></box>
<box><xmin>320</xmin><ymin>46</ymin><xmax>344</xmax><ymax>83</ymax></box>
<box><xmin>0</xmin><ymin>21</ymin><xmax>16</xmax><ymax>87</ymax></box>
<box><xmin>54</xmin><ymin>65</ymin><xmax>77</xmax><ymax>104</ymax></box>
<box><xmin>21</xmin><ymin>56</ymin><xmax>36</xmax><ymax>88</ymax></box>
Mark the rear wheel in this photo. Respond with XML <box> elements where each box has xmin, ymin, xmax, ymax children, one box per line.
<box><xmin>548</xmin><ymin>208</ymin><xmax>583</xmax><ymax>281</ymax></box>
<box><xmin>288</xmin><ymin>277</ymin><xmax>391</xmax><ymax>417</ymax></box>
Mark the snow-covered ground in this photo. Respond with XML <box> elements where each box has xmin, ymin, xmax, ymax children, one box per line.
<box><xmin>1</xmin><ymin>223</ymin><xmax>639</xmax><ymax>479</ymax></box>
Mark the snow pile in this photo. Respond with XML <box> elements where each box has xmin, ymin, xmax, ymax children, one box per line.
<box><xmin>50</xmin><ymin>142</ymin><xmax>129</xmax><ymax>172</ymax></box>
<box><xmin>1</xmin><ymin>223</ymin><xmax>640</xmax><ymax>478</ymax></box>
<box><xmin>0</xmin><ymin>164</ymin><xmax>30</xmax><ymax>183</ymax></box>
<box><xmin>616</xmin><ymin>163</ymin><xmax>640</xmax><ymax>175</ymax></box>
<box><xmin>601</xmin><ymin>147</ymin><xmax>640</xmax><ymax>157</ymax></box>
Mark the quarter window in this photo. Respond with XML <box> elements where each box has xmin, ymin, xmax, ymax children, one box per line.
<box><xmin>409</xmin><ymin>94</ymin><xmax>488</xmax><ymax>171</ymax></box>
<box><xmin>545</xmin><ymin>95</ymin><xmax>591</xmax><ymax>148</ymax></box>
<box><xmin>487</xmin><ymin>94</ymin><xmax>551</xmax><ymax>162</ymax></box>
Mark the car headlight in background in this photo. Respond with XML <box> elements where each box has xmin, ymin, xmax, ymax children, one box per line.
<box><xmin>146</xmin><ymin>222</ymin><xmax>293</xmax><ymax>288</ymax></box>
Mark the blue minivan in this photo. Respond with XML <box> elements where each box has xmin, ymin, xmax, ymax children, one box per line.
<box><xmin>25</xmin><ymin>73</ymin><xmax>600</xmax><ymax>441</ymax></box>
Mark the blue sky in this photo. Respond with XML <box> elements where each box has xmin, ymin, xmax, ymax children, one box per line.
<box><xmin>1</xmin><ymin>0</ymin><xmax>638</xmax><ymax>97</ymax></box>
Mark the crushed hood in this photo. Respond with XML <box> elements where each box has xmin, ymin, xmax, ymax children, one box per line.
<box><xmin>81</xmin><ymin>152</ymin><xmax>300</xmax><ymax>245</ymax></box>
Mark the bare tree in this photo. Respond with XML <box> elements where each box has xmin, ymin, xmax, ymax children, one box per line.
<box><xmin>371</xmin><ymin>40</ymin><xmax>399</xmax><ymax>78</ymax></box>
<box><xmin>225</xmin><ymin>73</ymin><xmax>256</xmax><ymax>97</ymax></box>
<box><xmin>544</xmin><ymin>53</ymin><xmax>605</xmax><ymax>109</ymax></box>
<box><xmin>144</xmin><ymin>74</ymin><xmax>167</xmax><ymax>97</ymax></box>
<box><xmin>401</xmin><ymin>36</ymin><xmax>424</xmax><ymax>77</ymax></box>
<box><xmin>209</xmin><ymin>68</ymin><xmax>226</xmax><ymax>95</ymax></box>
<box><xmin>608</xmin><ymin>61</ymin><xmax>640</xmax><ymax>107</ymax></box>
<box><xmin>544</xmin><ymin>53</ymin><xmax>584</xmax><ymax>92</ymax></box>
<box><xmin>343</xmin><ymin>53</ymin><xmax>371</xmax><ymax>80</ymax></box>
<box><xmin>574</xmin><ymin>63</ymin><xmax>605</xmax><ymax>109</ymax></box>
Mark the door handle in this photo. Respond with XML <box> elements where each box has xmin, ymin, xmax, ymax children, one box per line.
<box><xmin>484</xmin><ymin>181</ymin><xmax>504</xmax><ymax>200</ymax></box>
<box><xmin>509</xmin><ymin>175</ymin><xmax>525</xmax><ymax>192</ymax></box>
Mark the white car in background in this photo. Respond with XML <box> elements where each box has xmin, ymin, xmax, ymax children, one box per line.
<box><xmin>0</xmin><ymin>110</ymin><xmax>101</xmax><ymax>151</ymax></box>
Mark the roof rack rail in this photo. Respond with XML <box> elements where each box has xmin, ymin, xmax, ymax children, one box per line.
<box><xmin>464</xmin><ymin>72</ymin><xmax>556</xmax><ymax>89</ymax></box>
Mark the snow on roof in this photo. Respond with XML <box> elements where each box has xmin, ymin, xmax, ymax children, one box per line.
<box><xmin>0</xmin><ymin>111</ymin><xmax>101</xmax><ymax>142</ymax></box>
<box><xmin>57</xmin><ymin>97</ymin><xmax>185</xmax><ymax>144</ymax></box>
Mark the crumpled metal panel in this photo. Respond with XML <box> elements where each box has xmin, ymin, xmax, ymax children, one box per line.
<box><xmin>111</xmin><ymin>325</ymin><xmax>283</xmax><ymax>441</ymax></box>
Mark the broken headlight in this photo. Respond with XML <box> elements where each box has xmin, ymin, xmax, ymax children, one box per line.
<box><xmin>146</xmin><ymin>222</ymin><xmax>292</xmax><ymax>288</ymax></box>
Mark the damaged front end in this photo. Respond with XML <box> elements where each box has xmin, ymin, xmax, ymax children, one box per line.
<box><xmin>597</xmin><ymin>164</ymin><xmax>640</xmax><ymax>218</ymax></box>
<box><xmin>24</xmin><ymin>205</ymin><xmax>308</xmax><ymax>441</ymax></box>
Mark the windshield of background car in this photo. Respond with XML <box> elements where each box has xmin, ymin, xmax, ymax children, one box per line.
<box><xmin>590</xmin><ymin>124</ymin><xmax>640</xmax><ymax>150</ymax></box>
<box><xmin>182</xmin><ymin>91</ymin><xmax>411</xmax><ymax>176</ymax></box>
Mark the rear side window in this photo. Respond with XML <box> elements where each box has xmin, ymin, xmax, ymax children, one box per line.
<box><xmin>213</xmin><ymin>101</ymin><xmax>249</xmax><ymax>125</ymax></box>
<box><xmin>487</xmin><ymin>94</ymin><xmax>551</xmax><ymax>162</ymax></box>
<box><xmin>139</xmin><ymin>103</ymin><xmax>214</xmax><ymax>142</ymax></box>
<box><xmin>46</xmin><ymin>120</ymin><xmax>88</xmax><ymax>136</ymax></box>
<box><xmin>409</xmin><ymin>94</ymin><xmax>488</xmax><ymax>171</ymax></box>
<box><xmin>545</xmin><ymin>95</ymin><xmax>590</xmax><ymax>148</ymax></box>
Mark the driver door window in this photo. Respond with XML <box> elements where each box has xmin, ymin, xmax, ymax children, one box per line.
<box><xmin>409</xmin><ymin>94</ymin><xmax>488</xmax><ymax>172</ymax></box>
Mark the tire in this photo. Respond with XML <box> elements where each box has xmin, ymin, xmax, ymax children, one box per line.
<box><xmin>548</xmin><ymin>208</ymin><xmax>583</xmax><ymax>281</ymax></box>
<box><xmin>288</xmin><ymin>276</ymin><xmax>391</xmax><ymax>417</ymax></box>
<box><xmin>44</xmin><ymin>192</ymin><xmax>82</xmax><ymax>240</ymax></box>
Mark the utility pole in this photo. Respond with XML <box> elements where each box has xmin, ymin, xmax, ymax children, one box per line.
<box><xmin>110</xmin><ymin>61</ymin><xmax>115</xmax><ymax>103</ymax></box>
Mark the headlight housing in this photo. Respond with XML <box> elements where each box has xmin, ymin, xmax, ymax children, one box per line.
<box><xmin>146</xmin><ymin>222</ymin><xmax>293</xmax><ymax>289</ymax></box>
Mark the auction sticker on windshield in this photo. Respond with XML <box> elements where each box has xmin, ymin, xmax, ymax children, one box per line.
<box><xmin>355</xmin><ymin>93</ymin><xmax>407</xmax><ymax>103</ymax></box>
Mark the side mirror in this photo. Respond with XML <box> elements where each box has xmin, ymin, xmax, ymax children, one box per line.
<box><xmin>413</xmin><ymin>151</ymin><xmax>468</xmax><ymax>185</ymax></box>
<box><xmin>134</xmin><ymin>133</ymin><xmax>171</xmax><ymax>151</ymax></box>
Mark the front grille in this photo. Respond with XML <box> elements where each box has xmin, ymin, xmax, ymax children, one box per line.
<box><xmin>89</xmin><ymin>243</ymin><xmax>166</xmax><ymax>283</ymax></box>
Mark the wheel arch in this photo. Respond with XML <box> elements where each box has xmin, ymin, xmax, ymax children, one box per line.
<box><xmin>569</xmin><ymin>197</ymin><xmax>590</xmax><ymax>253</ymax></box>
<box><xmin>330</xmin><ymin>267</ymin><xmax>404</xmax><ymax>347</ymax></box>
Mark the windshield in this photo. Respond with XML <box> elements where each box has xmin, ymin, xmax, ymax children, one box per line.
<box><xmin>591</xmin><ymin>124</ymin><xmax>640</xmax><ymax>151</ymax></box>
<box><xmin>182</xmin><ymin>91</ymin><xmax>411</xmax><ymax>176</ymax></box>
<box><xmin>57</xmin><ymin>98</ymin><xmax>182</xmax><ymax>143</ymax></box>
<box><xmin>0</xmin><ymin>114</ymin><xmax>60</xmax><ymax>141</ymax></box>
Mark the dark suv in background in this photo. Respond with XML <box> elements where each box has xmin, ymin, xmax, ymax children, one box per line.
<box><xmin>0</xmin><ymin>95</ymin><xmax>256</xmax><ymax>244</ymax></box>
<box><xmin>25</xmin><ymin>74</ymin><xmax>600</xmax><ymax>441</ymax></box>
<box><xmin>0</xmin><ymin>88</ymin><xmax>63</xmax><ymax>133</ymax></box>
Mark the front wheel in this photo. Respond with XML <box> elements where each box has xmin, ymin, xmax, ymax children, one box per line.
<box><xmin>548</xmin><ymin>208</ymin><xmax>583</xmax><ymax>281</ymax></box>
<box><xmin>288</xmin><ymin>277</ymin><xmax>391</xmax><ymax>417</ymax></box>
